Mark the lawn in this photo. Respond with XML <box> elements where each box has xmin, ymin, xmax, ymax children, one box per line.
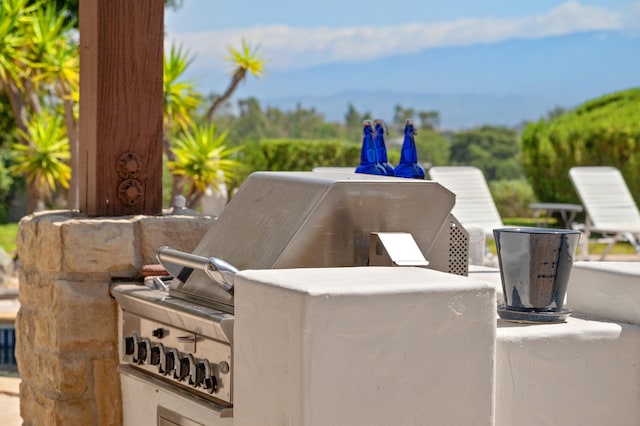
<box><xmin>493</xmin><ymin>218</ymin><xmax>639</xmax><ymax>256</ymax></box>
<box><xmin>485</xmin><ymin>236</ymin><xmax>637</xmax><ymax>256</ymax></box>
<box><xmin>0</xmin><ymin>222</ymin><xmax>18</xmax><ymax>255</ymax></box>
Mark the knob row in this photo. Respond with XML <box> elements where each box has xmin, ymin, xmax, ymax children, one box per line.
<box><xmin>123</xmin><ymin>334</ymin><xmax>219</xmax><ymax>394</ymax></box>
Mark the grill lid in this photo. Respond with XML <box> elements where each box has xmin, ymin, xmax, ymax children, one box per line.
<box><xmin>170</xmin><ymin>171</ymin><xmax>456</xmax><ymax>312</ymax></box>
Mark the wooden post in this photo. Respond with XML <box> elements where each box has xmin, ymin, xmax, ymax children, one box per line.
<box><xmin>79</xmin><ymin>0</ymin><xmax>164</xmax><ymax>216</ymax></box>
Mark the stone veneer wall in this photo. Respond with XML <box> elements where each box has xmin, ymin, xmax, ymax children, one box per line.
<box><xmin>15</xmin><ymin>210</ymin><xmax>215</xmax><ymax>426</ymax></box>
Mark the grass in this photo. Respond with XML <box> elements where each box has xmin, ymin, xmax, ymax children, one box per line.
<box><xmin>503</xmin><ymin>217</ymin><xmax>554</xmax><ymax>227</ymax></box>
<box><xmin>489</xmin><ymin>218</ymin><xmax>638</xmax><ymax>256</ymax></box>
<box><xmin>0</xmin><ymin>223</ymin><xmax>18</xmax><ymax>255</ymax></box>
<box><xmin>486</xmin><ymin>238</ymin><xmax>637</xmax><ymax>256</ymax></box>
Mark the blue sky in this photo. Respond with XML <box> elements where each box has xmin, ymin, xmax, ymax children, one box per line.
<box><xmin>164</xmin><ymin>0</ymin><xmax>640</xmax><ymax>116</ymax></box>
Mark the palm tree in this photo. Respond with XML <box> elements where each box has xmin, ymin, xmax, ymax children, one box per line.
<box><xmin>162</xmin><ymin>44</ymin><xmax>203</xmax><ymax>198</ymax></box>
<box><xmin>0</xmin><ymin>0</ymin><xmax>78</xmax><ymax>212</ymax></box>
<box><xmin>0</xmin><ymin>0</ymin><xmax>35</xmax><ymax>137</ymax></box>
<box><xmin>163</xmin><ymin>44</ymin><xmax>202</xmax><ymax>133</ymax></box>
<box><xmin>205</xmin><ymin>39</ymin><xmax>266</xmax><ymax>121</ymax></box>
<box><xmin>9</xmin><ymin>110</ymin><xmax>70</xmax><ymax>211</ymax></box>
<box><xmin>167</xmin><ymin>122</ymin><xmax>243</xmax><ymax>208</ymax></box>
<box><xmin>2</xmin><ymin>2</ymin><xmax>263</xmax><ymax>212</ymax></box>
<box><xmin>28</xmin><ymin>2</ymin><xmax>79</xmax><ymax>207</ymax></box>
<box><xmin>418</xmin><ymin>111</ymin><xmax>440</xmax><ymax>131</ymax></box>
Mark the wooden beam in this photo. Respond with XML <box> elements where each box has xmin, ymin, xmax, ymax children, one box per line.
<box><xmin>79</xmin><ymin>0</ymin><xmax>164</xmax><ymax>216</ymax></box>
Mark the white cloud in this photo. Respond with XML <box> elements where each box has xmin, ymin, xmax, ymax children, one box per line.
<box><xmin>628</xmin><ymin>0</ymin><xmax>640</xmax><ymax>32</ymax></box>
<box><xmin>165</xmin><ymin>1</ymin><xmax>623</xmax><ymax>72</ymax></box>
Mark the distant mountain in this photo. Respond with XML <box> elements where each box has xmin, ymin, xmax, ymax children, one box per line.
<box><xmin>231</xmin><ymin>31</ymin><xmax>640</xmax><ymax>129</ymax></box>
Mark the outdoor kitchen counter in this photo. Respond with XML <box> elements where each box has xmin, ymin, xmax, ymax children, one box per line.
<box><xmin>233</xmin><ymin>266</ymin><xmax>497</xmax><ymax>426</ymax></box>
<box><xmin>495</xmin><ymin>261</ymin><xmax>640</xmax><ymax>425</ymax></box>
<box><xmin>567</xmin><ymin>261</ymin><xmax>640</xmax><ymax>324</ymax></box>
<box><xmin>496</xmin><ymin>315</ymin><xmax>640</xmax><ymax>426</ymax></box>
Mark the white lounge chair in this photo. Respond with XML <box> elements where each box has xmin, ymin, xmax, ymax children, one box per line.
<box><xmin>569</xmin><ymin>166</ymin><xmax>640</xmax><ymax>260</ymax></box>
<box><xmin>428</xmin><ymin>166</ymin><xmax>504</xmax><ymax>237</ymax></box>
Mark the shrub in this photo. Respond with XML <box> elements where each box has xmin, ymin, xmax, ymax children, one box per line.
<box><xmin>414</xmin><ymin>129</ymin><xmax>450</xmax><ymax>167</ymax></box>
<box><xmin>230</xmin><ymin>138</ymin><xmax>362</xmax><ymax>189</ymax></box>
<box><xmin>450</xmin><ymin>126</ymin><xmax>523</xmax><ymax>181</ymax></box>
<box><xmin>521</xmin><ymin>88</ymin><xmax>640</xmax><ymax>204</ymax></box>
<box><xmin>489</xmin><ymin>179</ymin><xmax>537</xmax><ymax>218</ymax></box>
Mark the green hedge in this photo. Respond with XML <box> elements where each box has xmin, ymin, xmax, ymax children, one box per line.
<box><xmin>521</xmin><ymin>88</ymin><xmax>640</xmax><ymax>204</ymax></box>
<box><xmin>235</xmin><ymin>138</ymin><xmax>402</xmax><ymax>180</ymax></box>
<box><xmin>250</xmin><ymin>138</ymin><xmax>361</xmax><ymax>170</ymax></box>
<box><xmin>489</xmin><ymin>179</ymin><xmax>537</xmax><ymax>218</ymax></box>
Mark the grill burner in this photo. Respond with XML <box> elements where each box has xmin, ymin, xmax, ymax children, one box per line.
<box><xmin>112</xmin><ymin>171</ymin><xmax>470</xmax><ymax>421</ymax></box>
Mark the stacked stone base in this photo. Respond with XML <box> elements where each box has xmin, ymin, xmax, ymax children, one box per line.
<box><xmin>15</xmin><ymin>211</ymin><xmax>214</xmax><ymax>426</ymax></box>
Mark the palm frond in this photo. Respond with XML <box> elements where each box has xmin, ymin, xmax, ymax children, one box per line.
<box><xmin>167</xmin><ymin>123</ymin><xmax>243</xmax><ymax>194</ymax></box>
<box><xmin>9</xmin><ymin>111</ymin><xmax>71</xmax><ymax>201</ymax></box>
<box><xmin>225</xmin><ymin>38</ymin><xmax>266</xmax><ymax>78</ymax></box>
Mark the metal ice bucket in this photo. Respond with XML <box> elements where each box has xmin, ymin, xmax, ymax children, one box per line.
<box><xmin>493</xmin><ymin>227</ymin><xmax>581</xmax><ymax>322</ymax></box>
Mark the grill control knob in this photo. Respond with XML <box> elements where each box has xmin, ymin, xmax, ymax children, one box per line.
<box><xmin>204</xmin><ymin>376</ymin><xmax>218</xmax><ymax>394</ymax></box>
<box><xmin>193</xmin><ymin>362</ymin><xmax>205</xmax><ymax>386</ymax></box>
<box><xmin>124</xmin><ymin>336</ymin><xmax>135</xmax><ymax>355</ymax></box>
<box><xmin>149</xmin><ymin>345</ymin><xmax>161</xmax><ymax>366</ymax></box>
<box><xmin>136</xmin><ymin>341</ymin><xmax>146</xmax><ymax>362</ymax></box>
<box><xmin>124</xmin><ymin>333</ymin><xmax>139</xmax><ymax>359</ymax></box>
<box><xmin>194</xmin><ymin>362</ymin><xmax>207</xmax><ymax>387</ymax></box>
<box><xmin>137</xmin><ymin>338</ymin><xmax>151</xmax><ymax>364</ymax></box>
<box><xmin>164</xmin><ymin>349</ymin><xmax>178</xmax><ymax>375</ymax></box>
<box><xmin>152</xmin><ymin>328</ymin><xmax>165</xmax><ymax>339</ymax></box>
<box><xmin>176</xmin><ymin>354</ymin><xmax>192</xmax><ymax>381</ymax></box>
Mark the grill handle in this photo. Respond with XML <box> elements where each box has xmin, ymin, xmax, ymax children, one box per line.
<box><xmin>156</xmin><ymin>246</ymin><xmax>237</xmax><ymax>295</ymax></box>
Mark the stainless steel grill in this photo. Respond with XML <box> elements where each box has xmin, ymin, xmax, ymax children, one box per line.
<box><xmin>111</xmin><ymin>171</ymin><xmax>470</xmax><ymax>424</ymax></box>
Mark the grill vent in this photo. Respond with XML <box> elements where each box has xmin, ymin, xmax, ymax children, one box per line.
<box><xmin>448</xmin><ymin>221</ymin><xmax>469</xmax><ymax>276</ymax></box>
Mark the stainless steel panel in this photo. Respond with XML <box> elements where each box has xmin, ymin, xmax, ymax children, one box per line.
<box><xmin>120</xmin><ymin>311</ymin><xmax>232</xmax><ymax>405</ymax></box>
<box><xmin>178</xmin><ymin>171</ymin><xmax>456</xmax><ymax>308</ymax></box>
<box><xmin>368</xmin><ymin>232</ymin><xmax>430</xmax><ymax>266</ymax></box>
<box><xmin>111</xmin><ymin>284</ymin><xmax>233</xmax><ymax>343</ymax></box>
<box><xmin>118</xmin><ymin>365</ymin><xmax>233</xmax><ymax>425</ymax></box>
<box><xmin>158</xmin><ymin>406</ymin><xmax>204</xmax><ymax>426</ymax></box>
<box><xmin>426</xmin><ymin>213</ymin><xmax>469</xmax><ymax>276</ymax></box>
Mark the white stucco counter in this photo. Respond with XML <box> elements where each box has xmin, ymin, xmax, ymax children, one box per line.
<box><xmin>233</xmin><ymin>266</ymin><xmax>496</xmax><ymax>426</ymax></box>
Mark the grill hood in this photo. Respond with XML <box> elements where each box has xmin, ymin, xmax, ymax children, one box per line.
<box><xmin>168</xmin><ymin>171</ymin><xmax>459</xmax><ymax>312</ymax></box>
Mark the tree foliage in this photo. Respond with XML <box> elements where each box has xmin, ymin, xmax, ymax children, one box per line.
<box><xmin>344</xmin><ymin>103</ymin><xmax>370</xmax><ymax>129</ymax></box>
<box><xmin>521</xmin><ymin>88</ymin><xmax>640</xmax><ymax>204</ymax></box>
<box><xmin>238</xmin><ymin>138</ymin><xmax>361</xmax><ymax>179</ymax></box>
<box><xmin>0</xmin><ymin>93</ymin><xmax>17</xmax><ymax>148</ymax></box>
<box><xmin>0</xmin><ymin>150</ymin><xmax>16</xmax><ymax>222</ymax></box>
<box><xmin>205</xmin><ymin>39</ymin><xmax>266</xmax><ymax>121</ymax></box>
<box><xmin>217</xmin><ymin>97</ymin><xmax>347</xmax><ymax>144</ymax></box>
<box><xmin>9</xmin><ymin>110</ymin><xmax>70</xmax><ymax>209</ymax></box>
<box><xmin>449</xmin><ymin>126</ymin><xmax>523</xmax><ymax>181</ymax></box>
<box><xmin>26</xmin><ymin>0</ymin><xmax>181</xmax><ymax>26</ymax></box>
<box><xmin>489</xmin><ymin>179</ymin><xmax>537</xmax><ymax>218</ymax></box>
<box><xmin>412</xmin><ymin>128</ymin><xmax>449</xmax><ymax>167</ymax></box>
<box><xmin>392</xmin><ymin>104</ymin><xmax>440</xmax><ymax>132</ymax></box>
<box><xmin>167</xmin><ymin>123</ymin><xmax>243</xmax><ymax>207</ymax></box>
<box><xmin>0</xmin><ymin>0</ymin><xmax>77</xmax><ymax>211</ymax></box>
